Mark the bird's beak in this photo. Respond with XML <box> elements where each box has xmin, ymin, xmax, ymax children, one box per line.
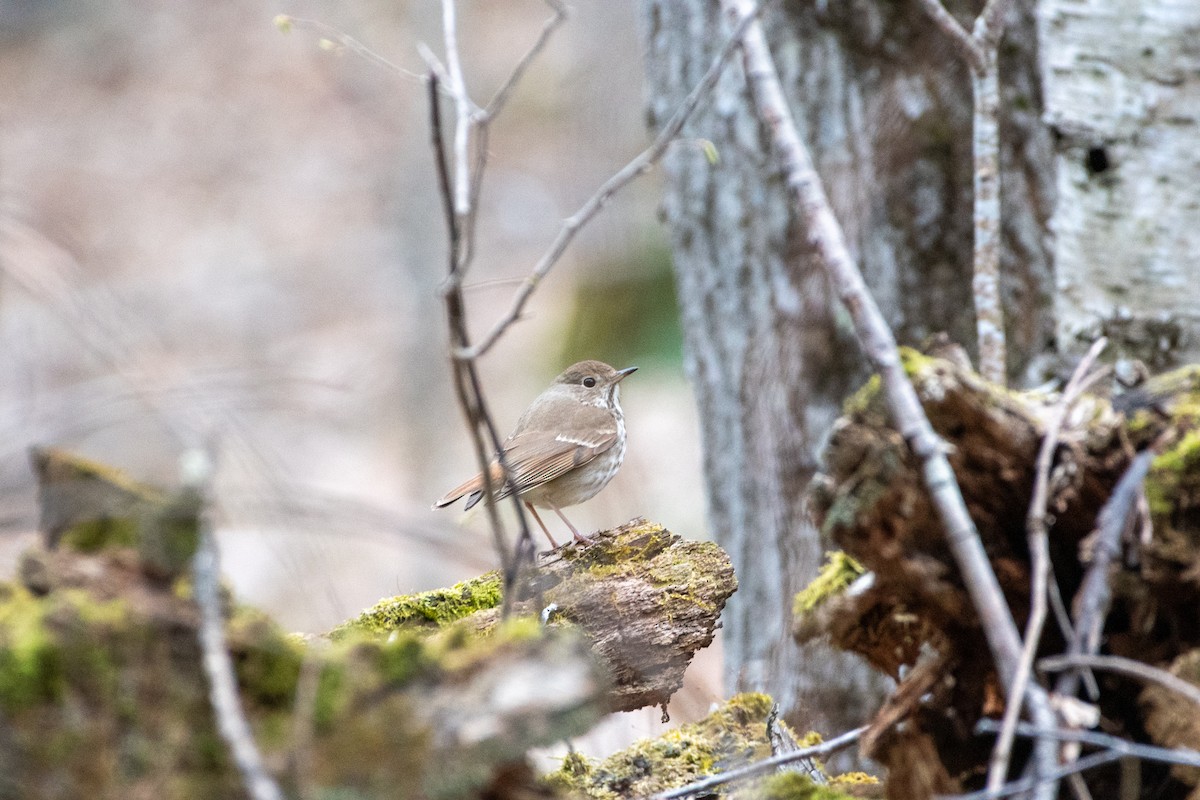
<box><xmin>614</xmin><ymin>366</ymin><xmax>638</xmax><ymax>383</ymax></box>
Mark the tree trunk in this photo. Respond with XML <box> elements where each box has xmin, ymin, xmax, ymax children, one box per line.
<box><xmin>1038</xmin><ymin>0</ymin><xmax>1200</xmax><ymax>369</ymax></box>
<box><xmin>638</xmin><ymin>0</ymin><xmax>1054</xmax><ymax>729</ymax></box>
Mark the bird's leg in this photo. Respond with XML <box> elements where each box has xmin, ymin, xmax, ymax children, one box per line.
<box><xmin>551</xmin><ymin>505</ymin><xmax>596</xmax><ymax>545</ymax></box>
<box><xmin>525</xmin><ymin>502</ymin><xmax>561</xmax><ymax>550</ymax></box>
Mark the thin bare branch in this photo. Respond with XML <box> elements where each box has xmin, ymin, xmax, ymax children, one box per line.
<box><xmin>439</xmin><ymin>0</ymin><xmax>473</xmax><ymax>219</ymax></box>
<box><xmin>976</xmin><ymin>717</ymin><xmax>1200</xmax><ymax>768</ymax></box>
<box><xmin>188</xmin><ymin>448</ymin><xmax>284</xmax><ymax>800</ymax></box>
<box><xmin>945</xmin><ymin>750</ymin><xmax>1122</xmax><ymax>800</ymax></box>
<box><xmin>987</xmin><ymin>338</ymin><xmax>1107</xmax><ymax>791</ymax></box>
<box><xmin>483</xmin><ymin>0</ymin><xmax>568</xmax><ymax>120</ymax></box>
<box><xmin>457</xmin><ymin>0</ymin><xmax>767</xmax><ymax>361</ymax></box>
<box><xmin>275</xmin><ymin>16</ymin><xmax>425</xmax><ymax>82</ymax></box>
<box><xmin>644</xmin><ymin>726</ymin><xmax>865</xmax><ymax>800</ymax></box>
<box><xmin>918</xmin><ymin>0</ymin><xmax>1019</xmax><ymax>386</ymax></box>
<box><xmin>427</xmin><ymin>72</ymin><xmax>531</xmax><ymax>613</ymax></box>
<box><xmin>1042</xmin><ymin>653</ymin><xmax>1200</xmax><ymax>708</ymax></box>
<box><xmin>974</xmin><ymin>0</ymin><xmax>1018</xmax><ymax>50</ymax></box>
<box><xmin>916</xmin><ymin>0</ymin><xmax>984</xmax><ymax>72</ymax></box>
<box><xmin>1054</xmin><ymin>448</ymin><xmax>1157</xmax><ymax>700</ymax></box>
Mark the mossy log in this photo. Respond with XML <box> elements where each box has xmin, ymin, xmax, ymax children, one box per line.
<box><xmin>800</xmin><ymin>353</ymin><xmax>1200</xmax><ymax>798</ymax></box>
<box><xmin>2</xmin><ymin>449</ymin><xmax>611</xmax><ymax>800</ymax></box>
<box><xmin>544</xmin><ymin>692</ymin><xmax>880</xmax><ymax>799</ymax></box>
<box><xmin>338</xmin><ymin>517</ymin><xmax>738</xmax><ymax>713</ymax></box>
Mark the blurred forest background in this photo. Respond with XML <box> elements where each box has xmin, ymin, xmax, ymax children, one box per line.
<box><xmin>0</xmin><ymin>0</ymin><xmax>713</xmax><ymax>750</ymax></box>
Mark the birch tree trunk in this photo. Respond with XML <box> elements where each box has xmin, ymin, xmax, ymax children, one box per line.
<box><xmin>638</xmin><ymin>0</ymin><xmax>1054</xmax><ymax>729</ymax></box>
<box><xmin>1039</xmin><ymin>0</ymin><xmax>1200</xmax><ymax>368</ymax></box>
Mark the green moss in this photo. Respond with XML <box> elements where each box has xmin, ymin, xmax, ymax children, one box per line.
<box><xmin>330</xmin><ymin>572</ymin><xmax>504</xmax><ymax>638</ymax></box>
<box><xmin>751</xmin><ymin>772</ymin><xmax>862</xmax><ymax>800</ymax></box>
<box><xmin>545</xmin><ymin>692</ymin><xmax>779</xmax><ymax>799</ymax></box>
<box><xmin>1146</xmin><ymin>429</ymin><xmax>1200</xmax><ymax>516</ymax></box>
<box><xmin>0</xmin><ymin>585</ymin><xmax>62</xmax><ymax>710</ymax></box>
<box><xmin>899</xmin><ymin>346</ymin><xmax>938</xmax><ymax>377</ymax></box>
<box><xmin>60</xmin><ymin>517</ymin><xmax>139</xmax><ymax>552</ymax></box>
<box><xmin>794</xmin><ymin>552</ymin><xmax>865</xmax><ymax>618</ymax></box>
<box><xmin>227</xmin><ymin>608</ymin><xmax>304</xmax><ymax>707</ymax></box>
<box><xmin>842</xmin><ymin>374</ymin><xmax>882</xmax><ymax>417</ymax></box>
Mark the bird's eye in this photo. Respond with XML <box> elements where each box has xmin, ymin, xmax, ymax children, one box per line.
<box><xmin>583</xmin><ymin>376</ymin><xmax>597</xmax><ymax>388</ymax></box>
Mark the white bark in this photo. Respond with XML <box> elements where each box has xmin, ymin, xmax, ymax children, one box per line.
<box><xmin>1040</xmin><ymin>0</ymin><xmax>1200</xmax><ymax>366</ymax></box>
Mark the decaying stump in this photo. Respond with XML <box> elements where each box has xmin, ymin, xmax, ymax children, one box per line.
<box><xmin>799</xmin><ymin>351</ymin><xmax>1200</xmax><ymax>798</ymax></box>
<box><xmin>338</xmin><ymin>517</ymin><xmax>738</xmax><ymax>713</ymax></box>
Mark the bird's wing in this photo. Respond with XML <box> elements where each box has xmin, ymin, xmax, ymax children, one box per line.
<box><xmin>433</xmin><ymin>407</ymin><xmax>618</xmax><ymax>509</ymax></box>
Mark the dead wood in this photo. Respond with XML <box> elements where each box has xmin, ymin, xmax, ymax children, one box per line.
<box><xmin>340</xmin><ymin>517</ymin><xmax>738</xmax><ymax>713</ymax></box>
<box><xmin>800</xmin><ymin>352</ymin><xmax>1200</xmax><ymax>798</ymax></box>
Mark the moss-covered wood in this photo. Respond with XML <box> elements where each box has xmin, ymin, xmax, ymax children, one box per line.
<box><xmin>544</xmin><ymin>692</ymin><xmax>879</xmax><ymax>799</ymax></box>
<box><xmin>0</xmin><ymin>541</ymin><xmax>609</xmax><ymax>800</ymax></box>
<box><xmin>798</xmin><ymin>353</ymin><xmax>1200</xmax><ymax>798</ymax></box>
<box><xmin>2</xmin><ymin>448</ymin><xmax>613</xmax><ymax>800</ymax></box>
<box><xmin>341</xmin><ymin>518</ymin><xmax>738</xmax><ymax>713</ymax></box>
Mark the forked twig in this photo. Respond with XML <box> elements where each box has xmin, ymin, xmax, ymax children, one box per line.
<box><xmin>427</xmin><ymin>72</ymin><xmax>534</xmax><ymax>612</ymax></box>
<box><xmin>456</xmin><ymin>0</ymin><xmax>767</xmax><ymax>361</ymax></box>
<box><xmin>987</xmin><ymin>338</ymin><xmax>1108</xmax><ymax>792</ymax></box>
<box><xmin>916</xmin><ymin>0</ymin><xmax>1017</xmax><ymax>386</ymax></box>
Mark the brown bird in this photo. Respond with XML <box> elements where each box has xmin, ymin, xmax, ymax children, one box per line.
<box><xmin>434</xmin><ymin>360</ymin><xmax>637</xmax><ymax>549</ymax></box>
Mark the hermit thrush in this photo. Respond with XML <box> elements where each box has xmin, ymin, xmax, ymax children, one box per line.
<box><xmin>434</xmin><ymin>360</ymin><xmax>637</xmax><ymax>549</ymax></box>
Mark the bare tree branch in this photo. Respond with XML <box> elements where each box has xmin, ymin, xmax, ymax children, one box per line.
<box><xmin>977</xmin><ymin>717</ymin><xmax>1200</xmax><ymax>768</ymax></box>
<box><xmin>944</xmin><ymin>750</ymin><xmax>1122</xmax><ymax>800</ymax></box>
<box><xmin>274</xmin><ymin>15</ymin><xmax>425</xmax><ymax>82</ymax></box>
<box><xmin>188</xmin><ymin>448</ymin><xmax>284</xmax><ymax>800</ymax></box>
<box><xmin>917</xmin><ymin>0</ymin><xmax>1018</xmax><ymax>386</ymax></box>
<box><xmin>483</xmin><ymin>0</ymin><xmax>567</xmax><ymax>119</ymax></box>
<box><xmin>456</xmin><ymin>0</ymin><xmax>767</xmax><ymax>361</ymax></box>
<box><xmin>1053</xmin><ymin>448</ymin><xmax>1158</xmax><ymax>700</ymax></box>
<box><xmin>1041</xmin><ymin>653</ymin><xmax>1200</xmax><ymax>708</ymax></box>
<box><xmin>915</xmin><ymin>0</ymin><xmax>984</xmax><ymax>71</ymax></box>
<box><xmin>644</xmin><ymin>726</ymin><xmax>865</xmax><ymax>800</ymax></box>
<box><xmin>987</xmin><ymin>338</ymin><xmax>1108</xmax><ymax>792</ymax></box>
<box><xmin>427</xmin><ymin>72</ymin><xmax>535</xmax><ymax>613</ymax></box>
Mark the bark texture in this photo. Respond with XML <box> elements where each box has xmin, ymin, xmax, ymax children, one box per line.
<box><xmin>339</xmin><ymin>518</ymin><xmax>738</xmax><ymax>714</ymax></box>
<box><xmin>1039</xmin><ymin>0</ymin><xmax>1200</xmax><ymax>367</ymax></box>
<box><xmin>638</xmin><ymin>0</ymin><xmax>1053</xmax><ymax>727</ymax></box>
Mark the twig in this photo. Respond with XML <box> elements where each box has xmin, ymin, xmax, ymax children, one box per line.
<box><xmin>439</xmin><ymin>0</ymin><xmax>473</xmax><ymax>219</ymax></box>
<box><xmin>976</xmin><ymin>718</ymin><xmax>1200</xmax><ymax>768</ymax></box>
<box><xmin>644</xmin><ymin>726</ymin><xmax>865</xmax><ymax>800</ymax></box>
<box><xmin>188</xmin><ymin>448</ymin><xmax>284</xmax><ymax>800</ymax></box>
<box><xmin>917</xmin><ymin>0</ymin><xmax>1017</xmax><ymax>386</ymax></box>
<box><xmin>274</xmin><ymin>15</ymin><xmax>425</xmax><ymax>81</ymax></box>
<box><xmin>987</xmin><ymin>338</ymin><xmax>1107</xmax><ymax>791</ymax></box>
<box><xmin>457</xmin><ymin>0</ymin><xmax>767</xmax><ymax>361</ymax></box>
<box><xmin>1054</xmin><ymin>449</ymin><xmax>1157</xmax><ymax>701</ymax></box>
<box><xmin>1041</xmin><ymin>653</ymin><xmax>1200</xmax><ymax>708</ymax></box>
<box><xmin>944</xmin><ymin>750</ymin><xmax>1121</xmax><ymax>800</ymax></box>
<box><xmin>915</xmin><ymin>0</ymin><xmax>984</xmax><ymax>71</ymax></box>
<box><xmin>483</xmin><ymin>0</ymin><xmax>567</xmax><ymax>119</ymax></box>
<box><xmin>427</xmin><ymin>72</ymin><xmax>532</xmax><ymax>614</ymax></box>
